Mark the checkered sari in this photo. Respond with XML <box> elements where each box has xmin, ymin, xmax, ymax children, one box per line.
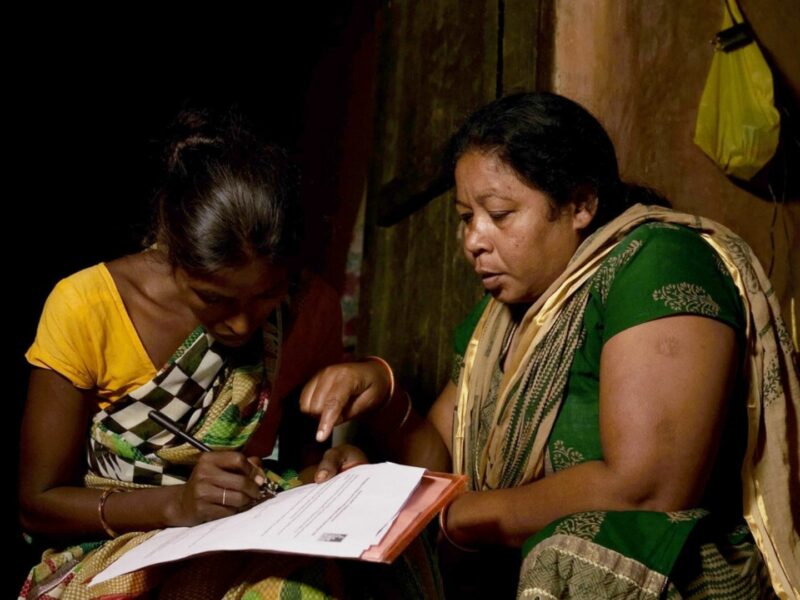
<box><xmin>85</xmin><ymin>308</ymin><xmax>282</xmax><ymax>489</ymax></box>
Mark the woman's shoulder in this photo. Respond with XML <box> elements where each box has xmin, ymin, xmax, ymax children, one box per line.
<box><xmin>27</xmin><ymin>263</ymin><xmax>118</xmax><ymax>389</ymax></box>
<box><xmin>617</xmin><ymin>220</ymin><xmax>710</xmax><ymax>252</ymax></box>
<box><xmin>55</xmin><ymin>261</ymin><xmax>108</xmax><ymax>286</ymax></box>
<box><xmin>597</xmin><ymin>221</ymin><xmax>727</xmax><ymax>283</ymax></box>
<box><xmin>47</xmin><ymin>263</ymin><xmax>117</xmax><ymax>310</ymax></box>
<box><xmin>32</xmin><ymin>257</ymin><xmax>149</xmax><ymax>360</ymax></box>
<box><xmin>593</xmin><ymin>220</ymin><xmax>745</xmax><ymax>342</ymax></box>
<box><xmin>28</xmin><ymin>255</ymin><xmax>161</xmax><ymax>393</ymax></box>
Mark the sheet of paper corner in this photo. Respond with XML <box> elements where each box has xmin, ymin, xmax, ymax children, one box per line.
<box><xmin>91</xmin><ymin>462</ymin><xmax>426</xmax><ymax>586</ymax></box>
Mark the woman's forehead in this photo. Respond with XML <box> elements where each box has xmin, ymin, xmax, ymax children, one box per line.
<box><xmin>184</xmin><ymin>258</ymin><xmax>288</xmax><ymax>294</ymax></box>
<box><xmin>455</xmin><ymin>152</ymin><xmax>539</xmax><ymax>203</ymax></box>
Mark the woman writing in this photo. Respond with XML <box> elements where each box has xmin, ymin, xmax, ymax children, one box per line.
<box><xmin>301</xmin><ymin>93</ymin><xmax>799</xmax><ymax>598</ymax></box>
<box><xmin>19</xmin><ymin>111</ymin><xmax>441</xmax><ymax>599</ymax></box>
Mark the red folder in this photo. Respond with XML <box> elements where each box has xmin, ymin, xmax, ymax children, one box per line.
<box><xmin>360</xmin><ymin>470</ymin><xmax>467</xmax><ymax>563</ymax></box>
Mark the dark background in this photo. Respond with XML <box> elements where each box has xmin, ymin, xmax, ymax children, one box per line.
<box><xmin>9</xmin><ymin>4</ymin><xmax>376</xmax><ymax>593</ymax></box>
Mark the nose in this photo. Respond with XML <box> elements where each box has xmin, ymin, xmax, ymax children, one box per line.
<box><xmin>224</xmin><ymin>310</ymin><xmax>256</xmax><ymax>338</ymax></box>
<box><xmin>221</xmin><ymin>296</ymin><xmax>281</xmax><ymax>341</ymax></box>
<box><xmin>462</xmin><ymin>219</ymin><xmax>491</xmax><ymax>258</ymax></box>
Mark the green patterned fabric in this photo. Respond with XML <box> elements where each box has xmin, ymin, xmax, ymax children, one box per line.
<box><xmin>545</xmin><ymin>223</ymin><xmax>744</xmax><ymax>479</ymax></box>
<box><xmin>86</xmin><ymin>321</ymin><xmax>278</xmax><ymax>487</ymax></box>
<box><xmin>519</xmin><ymin>513</ymin><xmax>774</xmax><ymax>599</ymax></box>
<box><xmin>22</xmin><ymin>312</ymin><xmax>443</xmax><ymax>599</ymax></box>
<box><xmin>519</xmin><ymin>511</ymin><xmax>704</xmax><ymax>599</ymax></box>
<box><xmin>453</xmin><ymin>223</ymin><xmax>777</xmax><ymax>598</ymax></box>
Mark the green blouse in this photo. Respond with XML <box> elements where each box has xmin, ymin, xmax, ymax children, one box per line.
<box><xmin>453</xmin><ymin>222</ymin><xmax>771</xmax><ymax>598</ymax></box>
<box><xmin>453</xmin><ymin>223</ymin><xmax>744</xmax><ymax>470</ymax></box>
<box><xmin>451</xmin><ymin>224</ymin><xmax>766</xmax><ymax>594</ymax></box>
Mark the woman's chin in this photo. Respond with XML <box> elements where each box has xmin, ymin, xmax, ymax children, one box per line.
<box><xmin>489</xmin><ymin>288</ymin><xmax>519</xmax><ymax>304</ymax></box>
<box><xmin>483</xmin><ymin>276</ymin><xmax>509</xmax><ymax>300</ymax></box>
<box><xmin>479</xmin><ymin>275</ymin><xmax>536</xmax><ymax>304</ymax></box>
<box><xmin>489</xmin><ymin>287</ymin><xmax>537</xmax><ymax>306</ymax></box>
<box><xmin>212</xmin><ymin>334</ymin><xmax>253</xmax><ymax>348</ymax></box>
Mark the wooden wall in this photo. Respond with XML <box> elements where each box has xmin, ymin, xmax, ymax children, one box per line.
<box><xmin>358</xmin><ymin>1</ymin><xmax>550</xmax><ymax>405</ymax></box>
<box><xmin>552</xmin><ymin>0</ymin><xmax>799</xmax><ymax>328</ymax></box>
<box><xmin>359</xmin><ymin>1</ymin><xmax>799</xmax><ymax>407</ymax></box>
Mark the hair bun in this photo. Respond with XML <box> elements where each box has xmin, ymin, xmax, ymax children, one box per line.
<box><xmin>164</xmin><ymin>109</ymin><xmax>223</xmax><ymax>175</ymax></box>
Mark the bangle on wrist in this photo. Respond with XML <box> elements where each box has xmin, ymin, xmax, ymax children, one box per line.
<box><xmin>98</xmin><ymin>487</ymin><xmax>129</xmax><ymax>539</ymax></box>
<box><xmin>363</xmin><ymin>355</ymin><xmax>395</xmax><ymax>401</ymax></box>
<box><xmin>362</xmin><ymin>357</ymin><xmax>413</xmax><ymax>435</ymax></box>
<box><xmin>397</xmin><ymin>391</ymin><xmax>413</xmax><ymax>430</ymax></box>
<box><xmin>439</xmin><ymin>499</ymin><xmax>478</xmax><ymax>553</ymax></box>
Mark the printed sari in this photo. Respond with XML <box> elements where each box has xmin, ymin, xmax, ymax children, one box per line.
<box><xmin>453</xmin><ymin>205</ymin><xmax>798</xmax><ymax>599</ymax></box>
<box><xmin>21</xmin><ymin>307</ymin><xmax>442</xmax><ymax>600</ymax></box>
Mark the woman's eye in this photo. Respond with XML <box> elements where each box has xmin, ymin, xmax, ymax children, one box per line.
<box><xmin>489</xmin><ymin>211</ymin><xmax>511</xmax><ymax>221</ymax></box>
<box><xmin>196</xmin><ymin>292</ymin><xmax>226</xmax><ymax>305</ymax></box>
<box><xmin>458</xmin><ymin>213</ymin><xmax>473</xmax><ymax>224</ymax></box>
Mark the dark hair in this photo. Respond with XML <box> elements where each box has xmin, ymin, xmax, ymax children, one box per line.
<box><xmin>149</xmin><ymin>109</ymin><xmax>301</xmax><ymax>274</ymax></box>
<box><xmin>448</xmin><ymin>92</ymin><xmax>669</xmax><ymax>231</ymax></box>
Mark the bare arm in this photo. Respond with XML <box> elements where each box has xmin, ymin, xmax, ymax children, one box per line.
<box><xmin>444</xmin><ymin>315</ymin><xmax>738</xmax><ymax>548</ymax></box>
<box><xmin>19</xmin><ymin>368</ymin><xmax>265</xmax><ymax>540</ymax></box>
<box><xmin>365</xmin><ymin>380</ymin><xmax>455</xmax><ymax>472</ymax></box>
<box><xmin>299</xmin><ymin>362</ymin><xmax>455</xmax><ymax>472</ymax></box>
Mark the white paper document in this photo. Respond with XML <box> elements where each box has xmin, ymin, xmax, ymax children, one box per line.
<box><xmin>92</xmin><ymin>462</ymin><xmax>425</xmax><ymax>585</ymax></box>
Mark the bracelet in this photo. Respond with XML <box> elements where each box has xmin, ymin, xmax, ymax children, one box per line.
<box><xmin>98</xmin><ymin>487</ymin><xmax>128</xmax><ymax>539</ymax></box>
<box><xmin>397</xmin><ymin>391</ymin><xmax>413</xmax><ymax>430</ymax></box>
<box><xmin>438</xmin><ymin>500</ymin><xmax>479</xmax><ymax>553</ymax></box>
<box><xmin>364</xmin><ymin>356</ymin><xmax>395</xmax><ymax>401</ymax></box>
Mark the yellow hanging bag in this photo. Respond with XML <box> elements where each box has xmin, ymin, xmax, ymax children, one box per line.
<box><xmin>694</xmin><ymin>0</ymin><xmax>780</xmax><ymax>180</ymax></box>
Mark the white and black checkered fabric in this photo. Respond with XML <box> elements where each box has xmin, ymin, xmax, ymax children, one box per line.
<box><xmin>87</xmin><ymin>328</ymin><xmax>229</xmax><ymax>486</ymax></box>
<box><xmin>86</xmin><ymin>301</ymin><xmax>284</xmax><ymax>488</ymax></box>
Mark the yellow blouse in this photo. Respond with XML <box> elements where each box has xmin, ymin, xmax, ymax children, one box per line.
<box><xmin>26</xmin><ymin>264</ymin><xmax>157</xmax><ymax>406</ymax></box>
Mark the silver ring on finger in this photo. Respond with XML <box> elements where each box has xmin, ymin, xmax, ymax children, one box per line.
<box><xmin>222</xmin><ymin>488</ymin><xmax>227</xmax><ymax>507</ymax></box>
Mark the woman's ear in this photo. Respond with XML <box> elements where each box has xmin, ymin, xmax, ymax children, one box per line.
<box><xmin>571</xmin><ymin>193</ymin><xmax>598</xmax><ymax>233</ymax></box>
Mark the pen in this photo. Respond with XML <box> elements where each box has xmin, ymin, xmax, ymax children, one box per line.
<box><xmin>148</xmin><ymin>409</ymin><xmax>212</xmax><ymax>452</ymax></box>
<box><xmin>147</xmin><ymin>409</ymin><xmax>280</xmax><ymax>499</ymax></box>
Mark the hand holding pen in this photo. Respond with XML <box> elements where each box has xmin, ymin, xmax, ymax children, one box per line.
<box><xmin>147</xmin><ymin>410</ymin><xmax>278</xmax><ymax>524</ymax></box>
